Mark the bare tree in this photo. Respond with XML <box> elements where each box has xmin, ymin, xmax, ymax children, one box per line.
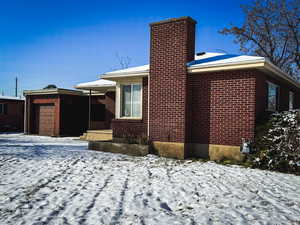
<box><xmin>220</xmin><ymin>0</ymin><xmax>300</xmax><ymax>78</ymax></box>
<box><xmin>116</xmin><ymin>52</ymin><xmax>131</xmax><ymax>69</ymax></box>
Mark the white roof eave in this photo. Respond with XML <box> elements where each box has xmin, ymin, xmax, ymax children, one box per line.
<box><xmin>74</xmin><ymin>85</ymin><xmax>116</xmax><ymax>91</ymax></box>
<box><xmin>188</xmin><ymin>59</ymin><xmax>300</xmax><ymax>88</ymax></box>
<box><xmin>100</xmin><ymin>72</ymin><xmax>149</xmax><ymax>80</ymax></box>
<box><xmin>74</xmin><ymin>79</ymin><xmax>116</xmax><ymax>91</ymax></box>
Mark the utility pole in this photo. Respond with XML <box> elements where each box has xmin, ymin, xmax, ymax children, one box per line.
<box><xmin>15</xmin><ymin>77</ymin><xmax>18</xmax><ymax>97</ymax></box>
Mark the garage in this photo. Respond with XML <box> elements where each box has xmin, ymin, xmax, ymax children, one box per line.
<box><xmin>24</xmin><ymin>88</ymin><xmax>89</xmax><ymax>137</ymax></box>
<box><xmin>24</xmin><ymin>85</ymin><xmax>116</xmax><ymax>137</ymax></box>
<box><xmin>34</xmin><ymin>104</ymin><xmax>55</xmax><ymax>136</ymax></box>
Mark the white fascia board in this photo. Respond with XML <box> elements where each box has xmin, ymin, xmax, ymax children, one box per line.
<box><xmin>23</xmin><ymin>89</ymin><xmax>83</xmax><ymax>96</ymax></box>
<box><xmin>99</xmin><ymin>72</ymin><xmax>149</xmax><ymax>80</ymax></box>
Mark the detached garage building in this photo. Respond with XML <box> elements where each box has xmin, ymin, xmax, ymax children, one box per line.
<box><xmin>24</xmin><ymin>82</ymin><xmax>116</xmax><ymax>137</ymax></box>
<box><xmin>24</xmin><ymin>88</ymin><xmax>89</xmax><ymax>136</ymax></box>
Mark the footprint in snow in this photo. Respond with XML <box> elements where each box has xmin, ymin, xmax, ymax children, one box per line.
<box><xmin>160</xmin><ymin>202</ymin><xmax>172</xmax><ymax>211</ymax></box>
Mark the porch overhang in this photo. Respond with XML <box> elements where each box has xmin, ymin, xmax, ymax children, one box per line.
<box><xmin>74</xmin><ymin>79</ymin><xmax>116</xmax><ymax>92</ymax></box>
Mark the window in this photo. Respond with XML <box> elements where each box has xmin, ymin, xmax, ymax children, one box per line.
<box><xmin>289</xmin><ymin>91</ymin><xmax>295</xmax><ymax>110</ymax></box>
<box><xmin>0</xmin><ymin>103</ymin><xmax>7</xmax><ymax>115</ymax></box>
<box><xmin>121</xmin><ymin>84</ymin><xmax>142</xmax><ymax>118</ymax></box>
<box><xmin>267</xmin><ymin>82</ymin><xmax>279</xmax><ymax>111</ymax></box>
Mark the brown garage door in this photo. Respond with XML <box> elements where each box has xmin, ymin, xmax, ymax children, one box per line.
<box><xmin>35</xmin><ymin>104</ymin><xmax>55</xmax><ymax>136</ymax></box>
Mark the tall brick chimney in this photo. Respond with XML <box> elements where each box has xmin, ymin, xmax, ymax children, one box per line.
<box><xmin>149</xmin><ymin>17</ymin><xmax>196</xmax><ymax>159</ymax></box>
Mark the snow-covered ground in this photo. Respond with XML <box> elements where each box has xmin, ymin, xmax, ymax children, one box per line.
<box><xmin>0</xmin><ymin>133</ymin><xmax>299</xmax><ymax>225</ymax></box>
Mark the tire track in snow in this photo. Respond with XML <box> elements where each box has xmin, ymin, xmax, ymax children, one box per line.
<box><xmin>109</xmin><ymin>174</ymin><xmax>129</xmax><ymax>225</ymax></box>
<box><xmin>32</xmin><ymin>171</ymin><xmax>101</xmax><ymax>225</ymax></box>
<box><xmin>0</xmin><ymin>157</ymin><xmax>18</xmax><ymax>168</ymax></box>
<box><xmin>77</xmin><ymin>174</ymin><xmax>114</xmax><ymax>225</ymax></box>
<box><xmin>8</xmin><ymin>158</ymin><xmax>81</xmax><ymax>220</ymax></box>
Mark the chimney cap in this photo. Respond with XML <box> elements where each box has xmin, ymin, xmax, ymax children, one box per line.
<box><xmin>150</xmin><ymin>16</ymin><xmax>197</xmax><ymax>26</ymax></box>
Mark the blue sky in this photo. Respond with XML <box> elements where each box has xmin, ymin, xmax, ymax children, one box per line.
<box><xmin>0</xmin><ymin>0</ymin><xmax>251</xmax><ymax>96</ymax></box>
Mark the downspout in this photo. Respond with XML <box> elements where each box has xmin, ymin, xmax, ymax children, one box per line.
<box><xmin>88</xmin><ymin>89</ymin><xmax>91</xmax><ymax>130</ymax></box>
<box><xmin>147</xmin><ymin>75</ymin><xmax>150</xmax><ymax>138</ymax></box>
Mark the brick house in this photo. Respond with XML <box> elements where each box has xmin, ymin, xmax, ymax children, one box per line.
<box><xmin>0</xmin><ymin>96</ymin><xmax>24</xmax><ymax>132</ymax></box>
<box><xmin>90</xmin><ymin>16</ymin><xmax>300</xmax><ymax>160</ymax></box>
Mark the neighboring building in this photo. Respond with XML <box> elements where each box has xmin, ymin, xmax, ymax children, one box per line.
<box><xmin>83</xmin><ymin>16</ymin><xmax>300</xmax><ymax>160</ymax></box>
<box><xmin>0</xmin><ymin>96</ymin><xmax>24</xmax><ymax>132</ymax></box>
<box><xmin>24</xmin><ymin>85</ymin><xmax>115</xmax><ymax>137</ymax></box>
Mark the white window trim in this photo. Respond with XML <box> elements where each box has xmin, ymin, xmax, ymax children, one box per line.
<box><xmin>267</xmin><ymin>81</ymin><xmax>279</xmax><ymax>112</ymax></box>
<box><xmin>116</xmin><ymin>80</ymin><xmax>143</xmax><ymax>120</ymax></box>
<box><xmin>289</xmin><ymin>91</ymin><xmax>295</xmax><ymax>110</ymax></box>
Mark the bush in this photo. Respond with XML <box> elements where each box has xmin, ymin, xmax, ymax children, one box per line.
<box><xmin>250</xmin><ymin>110</ymin><xmax>300</xmax><ymax>174</ymax></box>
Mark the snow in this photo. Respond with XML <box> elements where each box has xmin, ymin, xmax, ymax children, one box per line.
<box><xmin>188</xmin><ymin>52</ymin><xmax>264</xmax><ymax>67</ymax></box>
<box><xmin>102</xmin><ymin>65</ymin><xmax>149</xmax><ymax>77</ymax></box>
<box><xmin>1</xmin><ymin>133</ymin><xmax>300</xmax><ymax>225</ymax></box>
<box><xmin>0</xmin><ymin>96</ymin><xmax>24</xmax><ymax>101</ymax></box>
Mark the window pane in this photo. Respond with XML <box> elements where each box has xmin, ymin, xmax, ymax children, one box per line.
<box><xmin>132</xmin><ymin>84</ymin><xmax>141</xmax><ymax>117</ymax></box>
<box><xmin>0</xmin><ymin>104</ymin><xmax>3</xmax><ymax>114</ymax></box>
<box><xmin>268</xmin><ymin>83</ymin><xmax>277</xmax><ymax>111</ymax></box>
<box><xmin>289</xmin><ymin>92</ymin><xmax>294</xmax><ymax>110</ymax></box>
<box><xmin>121</xmin><ymin>85</ymin><xmax>131</xmax><ymax>117</ymax></box>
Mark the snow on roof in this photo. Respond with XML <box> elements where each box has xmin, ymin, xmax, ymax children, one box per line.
<box><xmin>97</xmin><ymin>52</ymin><xmax>298</xmax><ymax>88</ymax></box>
<box><xmin>75</xmin><ymin>79</ymin><xmax>116</xmax><ymax>90</ymax></box>
<box><xmin>100</xmin><ymin>52</ymin><xmax>265</xmax><ymax>78</ymax></box>
<box><xmin>101</xmin><ymin>65</ymin><xmax>149</xmax><ymax>78</ymax></box>
<box><xmin>0</xmin><ymin>95</ymin><xmax>24</xmax><ymax>101</ymax></box>
<box><xmin>187</xmin><ymin>52</ymin><xmax>265</xmax><ymax>67</ymax></box>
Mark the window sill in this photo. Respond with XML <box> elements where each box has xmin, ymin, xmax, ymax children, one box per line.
<box><xmin>117</xmin><ymin>117</ymin><xmax>142</xmax><ymax>120</ymax></box>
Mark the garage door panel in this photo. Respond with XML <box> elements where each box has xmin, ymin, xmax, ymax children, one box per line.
<box><xmin>35</xmin><ymin>104</ymin><xmax>55</xmax><ymax>136</ymax></box>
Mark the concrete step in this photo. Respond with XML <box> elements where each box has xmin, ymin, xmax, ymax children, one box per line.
<box><xmin>80</xmin><ymin>130</ymin><xmax>112</xmax><ymax>141</ymax></box>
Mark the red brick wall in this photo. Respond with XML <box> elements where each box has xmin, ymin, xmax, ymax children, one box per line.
<box><xmin>190</xmin><ymin>70</ymin><xmax>256</xmax><ymax>146</ymax></box>
<box><xmin>104</xmin><ymin>91</ymin><xmax>116</xmax><ymax>128</ymax></box>
<box><xmin>90</xmin><ymin>92</ymin><xmax>115</xmax><ymax>129</ymax></box>
<box><xmin>0</xmin><ymin>99</ymin><xmax>24</xmax><ymax>132</ymax></box>
<box><xmin>112</xmin><ymin>77</ymin><xmax>148</xmax><ymax>138</ymax></box>
<box><xmin>255</xmin><ymin>72</ymin><xmax>300</xmax><ymax>123</ymax></box>
<box><xmin>190</xmin><ymin>69</ymin><xmax>300</xmax><ymax>147</ymax></box>
<box><xmin>149</xmin><ymin>17</ymin><xmax>196</xmax><ymax>143</ymax></box>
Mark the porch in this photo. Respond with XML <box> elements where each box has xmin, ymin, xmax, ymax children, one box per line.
<box><xmin>80</xmin><ymin>129</ymin><xmax>112</xmax><ymax>141</ymax></box>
